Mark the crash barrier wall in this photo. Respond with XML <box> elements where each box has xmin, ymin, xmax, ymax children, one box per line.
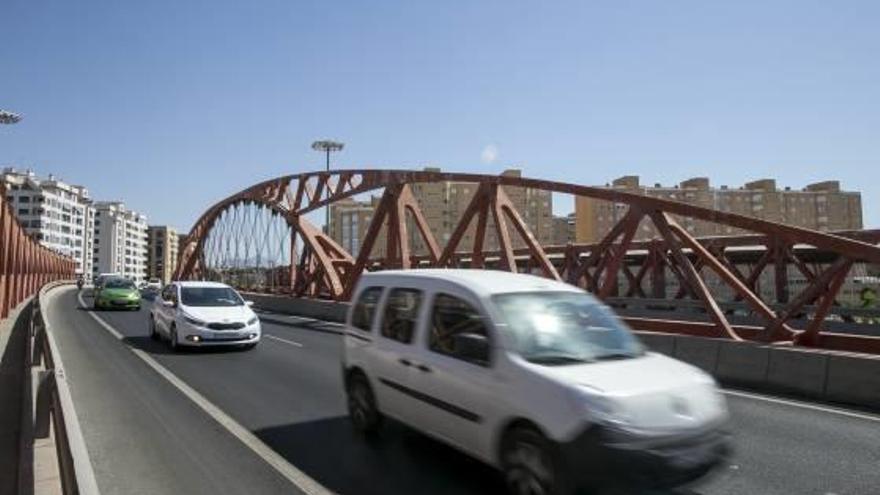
<box><xmin>0</xmin><ymin>293</ymin><xmax>34</xmax><ymax>495</ymax></box>
<box><xmin>606</xmin><ymin>297</ymin><xmax>880</xmax><ymax>336</ymax></box>
<box><xmin>245</xmin><ymin>292</ymin><xmax>880</xmax><ymax>412</ymax></box>
<box><xmin>19</xmin><ymin>282</ymin><xmax>99</xmax><ymax>495</ymax></box>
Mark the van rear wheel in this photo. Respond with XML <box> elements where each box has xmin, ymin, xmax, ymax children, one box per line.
<box><xmin>347</xmin><ymin>373</ymin><xmax>381</xmax><ymax>434</ymax></box>
<box><xmin>501</xmin><ymin>426</ymin><xmax>571</xmax><ymax>495</ymax></box>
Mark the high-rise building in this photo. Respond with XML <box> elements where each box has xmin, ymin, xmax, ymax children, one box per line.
<box><xmin>92</xmin><ymin>202</ymin><xmax>149</xmax><ymax>282</ymax></box>
<box><xmin>1</xmin><ymin>168</ymin><xmax>95</xmax><ymax>275</ymax></box>
<box><xmin>575</xmin><ymin>176</ymin><xmax>863</xmax><ymax>243</ymax></box>
<box><xmin>329</xmin><ymin>197</ymin><xmax>383</xmax><ymax>258</ymax></box>
<box><xmin>552</xmin><ymin>213</ymin><xmax>576</xmax><ymax>245</ymax></box>
<box><xmin>329</xmin><ymin>168</ymin><xmax>554</xmax><ymax>257</ymax></box>
<box><xmin>147</xmin><ymin>226</ymin><xmax>179</xmax><ymax>284</ymax></box>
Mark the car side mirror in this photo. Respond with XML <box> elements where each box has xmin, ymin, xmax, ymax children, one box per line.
<box><xmin>245</xmin><ymin>300</ymin><xmax>254</xmax><ymax>307</ymax></box>
<box><xmin>162</xmin><ymin>299</ymin><xmax>177</xmax><ymax>308</ymax></box>
<box><xmin>452</xmin><ymin>333</ymin><xmax>490</xmax><ymax>364</ymax></box>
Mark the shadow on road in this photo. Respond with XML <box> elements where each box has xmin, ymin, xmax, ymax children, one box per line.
<box><xmin>122</xmin><ymin>335</ymin><xmax>252</xmax><ymax>356</ymax></box>
<box><xmin>254</xmin><ymin>417</ymin><xmax>504</xmax><ymax>495</ymax></box>
<box><xmin>253</xmin><ymin>417</ymin><xmax>704</xmax><ymax>495</ymax></box>
<box><xmin>258</xmin><ymin>314</ymin><xmax>344</xmax><ymax>336</ymax></box>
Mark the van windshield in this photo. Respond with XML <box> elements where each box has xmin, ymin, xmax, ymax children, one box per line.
<box><xmin>492</xmin><ymin>292</ymin><xmax>643</xmax><ymax>365</ymax></box>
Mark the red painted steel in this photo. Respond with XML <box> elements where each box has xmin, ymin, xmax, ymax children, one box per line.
<box><xmin>0</xmin><ymin>187</ymin><xmax>76</xmax><ymax>318</ymax></box>
<box><xmin>175</xmin><ymin>169</ymin><xmax>880</xmax><ymax>354</ymax></box>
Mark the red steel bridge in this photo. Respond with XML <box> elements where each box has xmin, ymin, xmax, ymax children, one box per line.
<box><xmin>173</xmin><ymin>169</ymin><xmax>880</xmax><ymax>354</ymax></box>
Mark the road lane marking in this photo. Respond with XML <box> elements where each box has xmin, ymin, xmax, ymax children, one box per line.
<box><xmin>264</xmin><ymin>334</ymin><xmax>304</xmax><ymax>347</ymax></box>
<box><xmin>722</xmin><ymin>389</ymin><xmax>880</xmax><ymax>423</ymax></box>
<box><xmin>256</xmin><ymin>311</ymin><xmax>344</xmax><ymax>327</ymax></box>
<box><xmin>76</xmin><ymin>290</ymin><xmax>334</xmax><ymax>495</ymax></box>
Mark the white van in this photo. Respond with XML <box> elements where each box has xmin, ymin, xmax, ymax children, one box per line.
<box><xmin>342</xmin><ymin>269</ymin><xmax>730</xmax><ymax>494</ymax></box>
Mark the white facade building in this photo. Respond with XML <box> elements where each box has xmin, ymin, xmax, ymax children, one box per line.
<box><xmin>1</xmin><ymin>168</ymin><xmax>95</xmax><ymax>275</ymax></box>
<box><xmin>93</xmin><ymin>202</ymin><xmax>149</xmax><ymax>282</ymax></box>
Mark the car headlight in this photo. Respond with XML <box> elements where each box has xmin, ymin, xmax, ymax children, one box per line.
<box><xmin>247</xmin><ymin>316</ymin><xmax>258</xmax><ymax>326</ymax></box>
<box><xmin>183</xmin><ymin>314</ymin><xmax>207</xmax><ymax>327</ymax></box>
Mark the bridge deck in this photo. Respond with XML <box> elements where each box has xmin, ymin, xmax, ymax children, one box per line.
<box><xmin>44</xmin><ymin>286</ymin><xmax>880</xmax><ymax>495</ymax></box>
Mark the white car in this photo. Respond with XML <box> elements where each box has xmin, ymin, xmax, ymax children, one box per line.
<box><xmin>342</xmin><ymin>269</ymin><xmax>730</xmax><ymax>494</ymax></box>
<box><xmin>149</xmin><ymin>281</ymin><xmax>261</xmax><ymax>351</ymax></box>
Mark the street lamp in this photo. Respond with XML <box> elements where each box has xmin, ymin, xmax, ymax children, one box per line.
<box><xmin>311</xmin><ymin>139</ymin><xmax>344</xmax><ymax>233</ymax></box>
<box><xmin>0</xmin><ymin>110</ymin><xmax>22</xmax><ymax>124</ymax></box>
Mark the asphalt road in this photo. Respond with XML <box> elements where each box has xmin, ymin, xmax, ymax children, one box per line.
<box><xmin>45</xmin><ymin>286</ymin><xmax>880</xmax><ymax>495</ymax></box>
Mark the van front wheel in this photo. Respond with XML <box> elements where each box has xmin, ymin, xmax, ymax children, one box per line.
<box><xmin>501</xmin><ymin>426</ymin><xmax>572</xmax><ymax>495</ymax></box>
<box><xmin>346</xmin><ymin>373</ymin><xmax>382</xmax><ymax>435</ymax></box>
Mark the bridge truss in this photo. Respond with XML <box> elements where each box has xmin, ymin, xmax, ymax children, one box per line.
<box><xmin>174</xmin><ymin>170</ymin><xmax>880</xmax><ymax>354</ymax></box>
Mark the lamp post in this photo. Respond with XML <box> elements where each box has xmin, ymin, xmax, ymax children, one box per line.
<box><xmin>0</xmin><ymin>110</ymin><xmax>22</xmax><ymax>124</ymax></box>
<box><xmin>311</xmin><ymin>140</ymin><xmax>344</xmax><ymax>233</ymax></box>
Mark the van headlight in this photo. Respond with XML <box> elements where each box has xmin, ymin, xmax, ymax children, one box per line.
<box><xmin>247</xmin><ymin>316</ymin><xmax>258</xmax><ymax>326</ymax></box>
<box><xmin>183</xmin><ymin>314</ymin><xmax>206</xmax><ymax>327</ymax></box>
<box><xmin>569</xmin><ymin>387</ymin><xmax>632</xmax><ymax>428</ymax></box>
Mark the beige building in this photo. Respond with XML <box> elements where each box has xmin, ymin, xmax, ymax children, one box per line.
<box><xmin>576</xmin><ymin>176</ymin><xmax>863</xmax><ymax>243</ymax></box>
<box><xmin>147</xmin><ymin>226</ymin><xmax>179</xmax><ymax>284</ymax></box>
<box><xmin>329</xmin><ymin>168</ymin><xmax>554</xmax><ymax>258</ymax></box>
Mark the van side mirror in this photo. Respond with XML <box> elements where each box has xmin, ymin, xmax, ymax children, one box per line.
<box><xmin>452</xmin><ymin>333</ymin><xmax>490</xmax><ymax>364</ymax></box>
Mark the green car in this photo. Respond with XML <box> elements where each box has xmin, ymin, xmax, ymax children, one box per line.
<box><xmin>94</xmin><ymin>277</ymin><xmax>141</xmax><ymax>311</ymax></box>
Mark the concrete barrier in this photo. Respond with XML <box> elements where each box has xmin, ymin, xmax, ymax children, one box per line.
<box><xmin>715</xmin><ymin>340</ymin><xmax>770</xmax><ymax>386</ymax></box>
<box><xmin>824</xmin><ymin>353</ymin><xmax>880</xmax><ymax>410</ymax></box>
<box><xmin>765</xmin><ymin>347</ymin><xmax>829</xmax><ymax>399</ymax></box>
<box><xmin>242</xmin><ymin>292</ymin><xmax>349</xmax><ymax>323</ymax></box>
<box><xmin>247</xmin><ymin>294</ymin><xmax>880</xmax><ymax>412</ymax></box>
<box><xmin>671</xmin><ymin>336</ymin><xmax>720</xmax><ymax>373</ymax></box>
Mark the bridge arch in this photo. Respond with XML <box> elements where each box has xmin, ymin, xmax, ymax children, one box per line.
<box><xmin>175</xmin><ymin>169</ymin><xmax>880</xmax><ymax>352</ymax></box>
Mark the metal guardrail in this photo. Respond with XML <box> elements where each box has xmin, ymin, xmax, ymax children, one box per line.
<box><xmin>22</xmin><ymin>283</ymin><xmax>99</xmax><ymax>495</ymax></box>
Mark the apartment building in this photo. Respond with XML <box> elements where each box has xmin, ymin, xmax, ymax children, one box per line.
<box><xmin>1</xmin><ymin>168</ymin><xmax>95</xmax><ymax>275</ymax></box>
<box><xmin>552</xmin><ymin>213</ymin><xmax>576</xmax><ymax>245</ymax></box>
<box><xmin>147</xmin><ymin>226</ymin><xmax>179</xmax><ymax>284</ymax></box>
<box><xmin>329</xmin><ymin>168</ymin><xmax>554</xmax><ymax>257</ymax></box>
<box><xmin>575</xmin><ymin>176</ymin><xmax>863</xmax><ymax>243</ymax></box>
<box><xmin>93</xmin><ymin>202</ymin><xmax>149</xmax><ymax>282</ymax></box>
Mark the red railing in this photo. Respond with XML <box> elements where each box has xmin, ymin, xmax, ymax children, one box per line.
<box><xmin>0</xmin><ymin>186</ymin><xmax>76</xmax><ymax>318</ymax></box>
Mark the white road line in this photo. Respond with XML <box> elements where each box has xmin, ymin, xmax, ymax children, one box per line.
<box><xmin>722</xmin><ymin>389</ymin><xmax>880</xmax><ymax>423</ymax></box>
<box><xmin>264</xmin><ymin>334</ymin><xmax>304</xmax><ymax>347</ymax></box>
<box><xmin>256</xmin><ymin>311</ymin><xmax>344</xmax><ymax>327</ymax></box>
<box><xmin>75</xmin><ymin>290</ymin><xmax>333</xmax><ymax>495</ymax></box>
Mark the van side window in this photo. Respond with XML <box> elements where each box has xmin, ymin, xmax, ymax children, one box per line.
<box><xmin>429</xmin><ymin>294</ymin><xmax>490</xmax><ymax>365</ymax></box>
<box><xmin>380</xmin><ymin>289</ymin><xmax>422</xmax><ymax>344</ymax></box>
<box><xmin>352</xmin><ymin>287</ymin><xmax>383</xmax><ymax>332</ymax></box>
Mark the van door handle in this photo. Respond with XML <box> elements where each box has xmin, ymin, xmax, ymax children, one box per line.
<box><xmin>399</xmin><ymin>358</ymin><xmax>412</xmax><ymax>367</ymax></box>
<box><xmin>416</xmin><ymin>364</ymin><xmax>432</xmax><ymax>373</ymax></box>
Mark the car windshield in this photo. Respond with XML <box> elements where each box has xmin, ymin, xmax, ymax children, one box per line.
<box><xmin>104</xmin><ymin>278</ymin><xmax>136</xmax><ymax>290</ymax></box>
<box><xmin>180</xmin><ymin>287</ymin><xmax>243</xmax><ymax>307</ymax></box>
<box><xmin>492</xmin><ymin>291</ymin><xmax>644</xmax><ymax>365</ymax></box>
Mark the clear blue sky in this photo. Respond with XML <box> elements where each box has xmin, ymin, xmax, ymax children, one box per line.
<box><xmin>2</xmin><ymin>0</ymin><xmax>878</xmax><ymax>230</ymax></box>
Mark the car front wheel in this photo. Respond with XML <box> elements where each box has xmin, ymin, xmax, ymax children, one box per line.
<box><xmin>501</xmin><ymin>426</ymin><xmax>571</xmax><ymax>495</ymax></box>
<box><xmin>347</xmin><ymin>373</ymin><xmax>382</xmax><ymax>434</ymax></box>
